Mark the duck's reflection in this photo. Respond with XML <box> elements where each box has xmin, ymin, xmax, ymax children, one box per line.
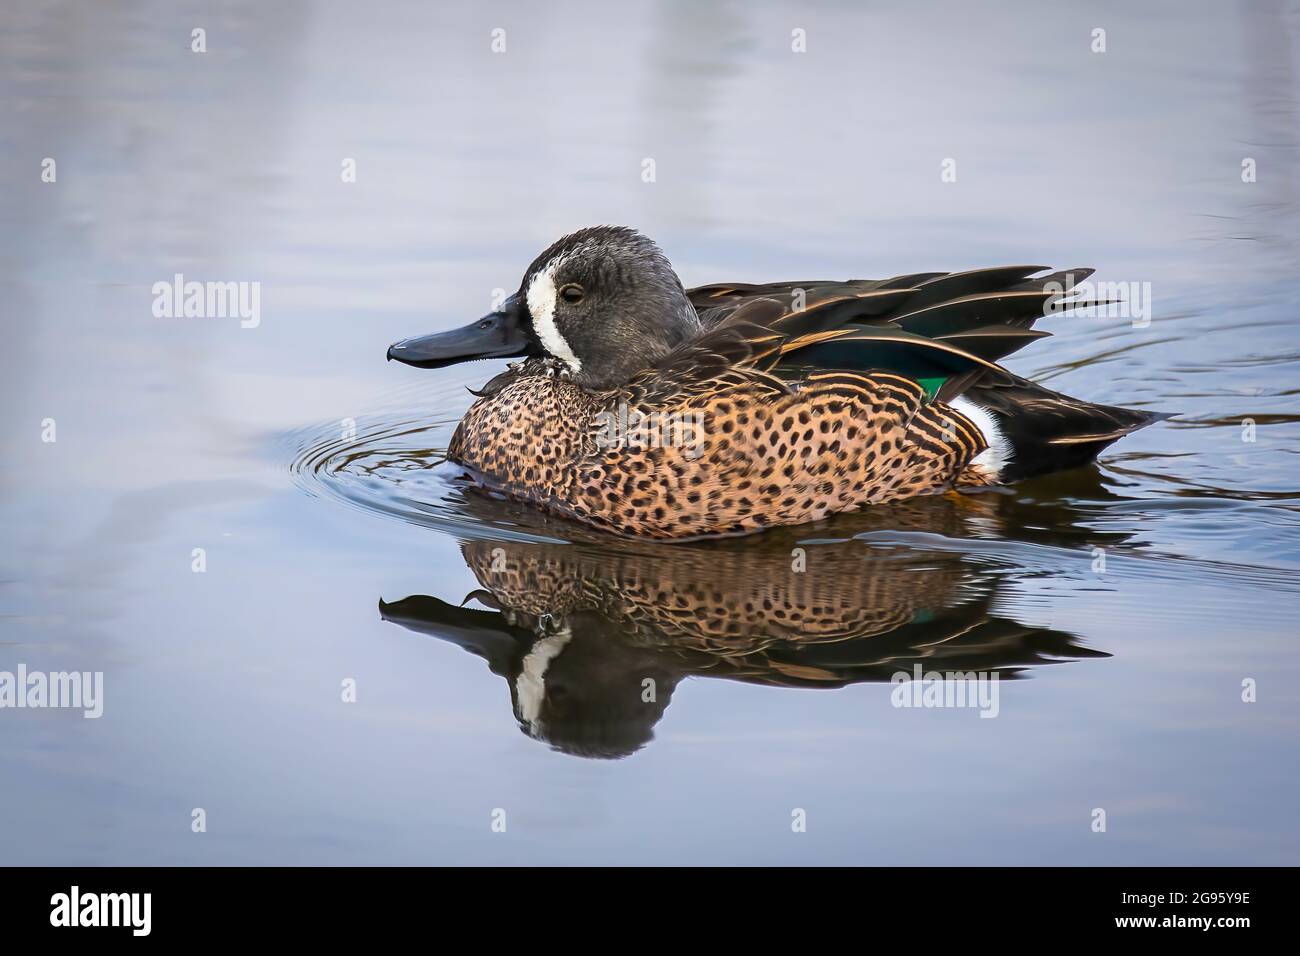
<box><xmin>380</xmin><ymin>491</ymin><xmax>1111</xmax><ymax>759</ymax></box>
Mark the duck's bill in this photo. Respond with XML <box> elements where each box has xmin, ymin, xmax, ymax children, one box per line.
<box><xmin>387</xmin><ymin>308</ymin><xmax>531</xmax><ymax>369</ymax></box>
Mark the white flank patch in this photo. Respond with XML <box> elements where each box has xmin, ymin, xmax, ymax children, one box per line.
<box><xmin>526</xmin><ymin>258</ymin><xmax>583</xmax><ymax>375</ymax></box>
<box><xmin>951</xmin><ymin>396</ymin><xmax>1011</xmax><ymax>478</ymax></box>
<box><xmin>515</xmin><ymin>626</ymin><xmax>573</xmax><ymax>734</ymax></box>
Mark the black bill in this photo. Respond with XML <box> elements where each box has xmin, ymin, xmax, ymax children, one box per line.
<box><xmin>387</xmin><ymin>296</ymin><xmax>532</xmax><ymax>369</ymax></box>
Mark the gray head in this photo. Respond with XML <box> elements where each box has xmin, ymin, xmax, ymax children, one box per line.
<box><xmin>518</xmin><ymin>226</ymin><xmax>700</xmax><ymax>387</ymax></box>
<box><xmin>387</xmin><ymin>226</ymin><xmax>701</xmax><ymax>389</ymax></box>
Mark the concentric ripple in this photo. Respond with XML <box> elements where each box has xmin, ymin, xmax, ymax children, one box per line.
<box><xmin>286</xmin><ymin>379</ymin><xmax>572</xmax><ymax>543</ymax></box>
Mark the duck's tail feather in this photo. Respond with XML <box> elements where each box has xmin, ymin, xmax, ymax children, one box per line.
<box><xmin>961</xmin><ymin>375</ymin><xmax>1171</xmax><ymax>482</ymax></box>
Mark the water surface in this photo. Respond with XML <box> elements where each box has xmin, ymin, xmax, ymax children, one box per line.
<box><xmin>2</xmin><ymin>0</ymin><xmax>1298</xmax><ymax>864</ymax></box>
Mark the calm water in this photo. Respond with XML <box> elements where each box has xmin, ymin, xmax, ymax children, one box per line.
<box><xmin>2</xmin><ymin>0</ymin><xmax>1298</xmax><ymax>864</ymax></box>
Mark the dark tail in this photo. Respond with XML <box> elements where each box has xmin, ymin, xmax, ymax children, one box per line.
<box><xmin>966</xmin><ymin>375</ymin><xmax>1170</xmax><ymax>482</ymax></box>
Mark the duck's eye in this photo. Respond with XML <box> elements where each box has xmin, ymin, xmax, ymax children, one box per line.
<box><xmin>559</xmin><ymin>284</ymin><xmax>584</xmax><ymax>304</ymax></box>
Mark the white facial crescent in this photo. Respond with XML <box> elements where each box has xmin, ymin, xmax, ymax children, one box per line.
<box><xmin>526</xmin><ymin>258</ymin><xmax>583</xmax><ymax>375</ymax></box>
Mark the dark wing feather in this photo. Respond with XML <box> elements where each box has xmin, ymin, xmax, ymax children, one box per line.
<box><xmin>934</xmin><ymin>325</ymin><xmax>1052</xmax><ymax>363</ymax></box>
<box><xmin>694</xmin><ymin>283</ymin><xmax>914</xmax><ymax>333</ymax></box>
<box><xmin>777</xmin><ymin>325</ymin><xmax>1015</xmax><ymax>386</ymax></box>
<box><xmin>623</xmin><ymin>297</ymin><xmax>791</xmax><ymax>404</ymax></box>
<box><xmin>675</xmin><ymin>267</ymin><xmax>1160</xmax><ymax>420</ymax></box>
<box><xmin>682</xmin><ymin>267</ymin><xmax>1107</xmax><ymax>399</ymax></box>
<box><xmin>895</xmin><ymin>292</ymin><xmax>1063</xmax><ymax>336</ymax></box>
<box><xmin>680</xmin><ymin>270</ymin><xmax>1053</xmax><ymax>399</ymax></box>
<box><xmin>887</xmin><ymin>266</ymin><xmax>1048</xmax><ymax>312</ymax></box>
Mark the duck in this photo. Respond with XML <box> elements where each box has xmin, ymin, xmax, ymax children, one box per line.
<box><xmin>387</xmin><ymin>226</ymin><xmax>1166</xmax><ymax>539</ymax></box>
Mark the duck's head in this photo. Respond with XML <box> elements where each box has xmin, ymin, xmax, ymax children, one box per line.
<box><xmin>387</xmin><ymin>226</ymin><xmax>700</xmax><ymax>389</ymax></box>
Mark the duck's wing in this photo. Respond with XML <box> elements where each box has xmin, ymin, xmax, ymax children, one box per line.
<box><xmin>671</xmin><ymin>267</ymin><xmax>1108</xmax><ymax>403</ymax></box>
<box><xmin>669</xmin><ymin>269</ymin><xmax>1165</xmax><ymax>479</ymax></box>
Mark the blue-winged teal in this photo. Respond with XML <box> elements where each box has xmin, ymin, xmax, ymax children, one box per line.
<box><xmin>388</xmin><ymin>226</ymin><xmax>1166</xmax><ymax>539</ymax></box>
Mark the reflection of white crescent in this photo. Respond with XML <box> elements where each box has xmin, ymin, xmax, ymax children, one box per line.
<box><xmin>515</xmin><ymin>626</ymin><xmax>573</xmax><ymax>734</ymax></box>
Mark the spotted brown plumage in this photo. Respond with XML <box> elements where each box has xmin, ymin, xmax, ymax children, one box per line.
<box><xmin>451</xmin><ymin>538</ymin><xmax>969</xmax><ymax>652</ymax></box>
<box><xmin>449</xmin><ymin>365</ymin><xmax>990</xmax><ymax>538</ymax></box>
<box><xmin>392</xmin><ymin>226</ymin><xmax>1168</xmax><ymax>539</ymax></box>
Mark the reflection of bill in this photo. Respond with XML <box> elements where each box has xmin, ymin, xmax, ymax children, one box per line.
<box><xmin>379</xmin><ymin>533</ymin><xmax>1106</xmax><ymax>760</ymax></box>
<box><xmin>591</xmin><ymin>402</ymin><xmax>707</xmax><ymax>460</ymax></box>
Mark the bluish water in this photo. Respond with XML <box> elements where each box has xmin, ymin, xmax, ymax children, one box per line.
<box><xmin>2</xmin><ymin>0</ymin><xmax>1298</xmax><ymax>864</ymax></box>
